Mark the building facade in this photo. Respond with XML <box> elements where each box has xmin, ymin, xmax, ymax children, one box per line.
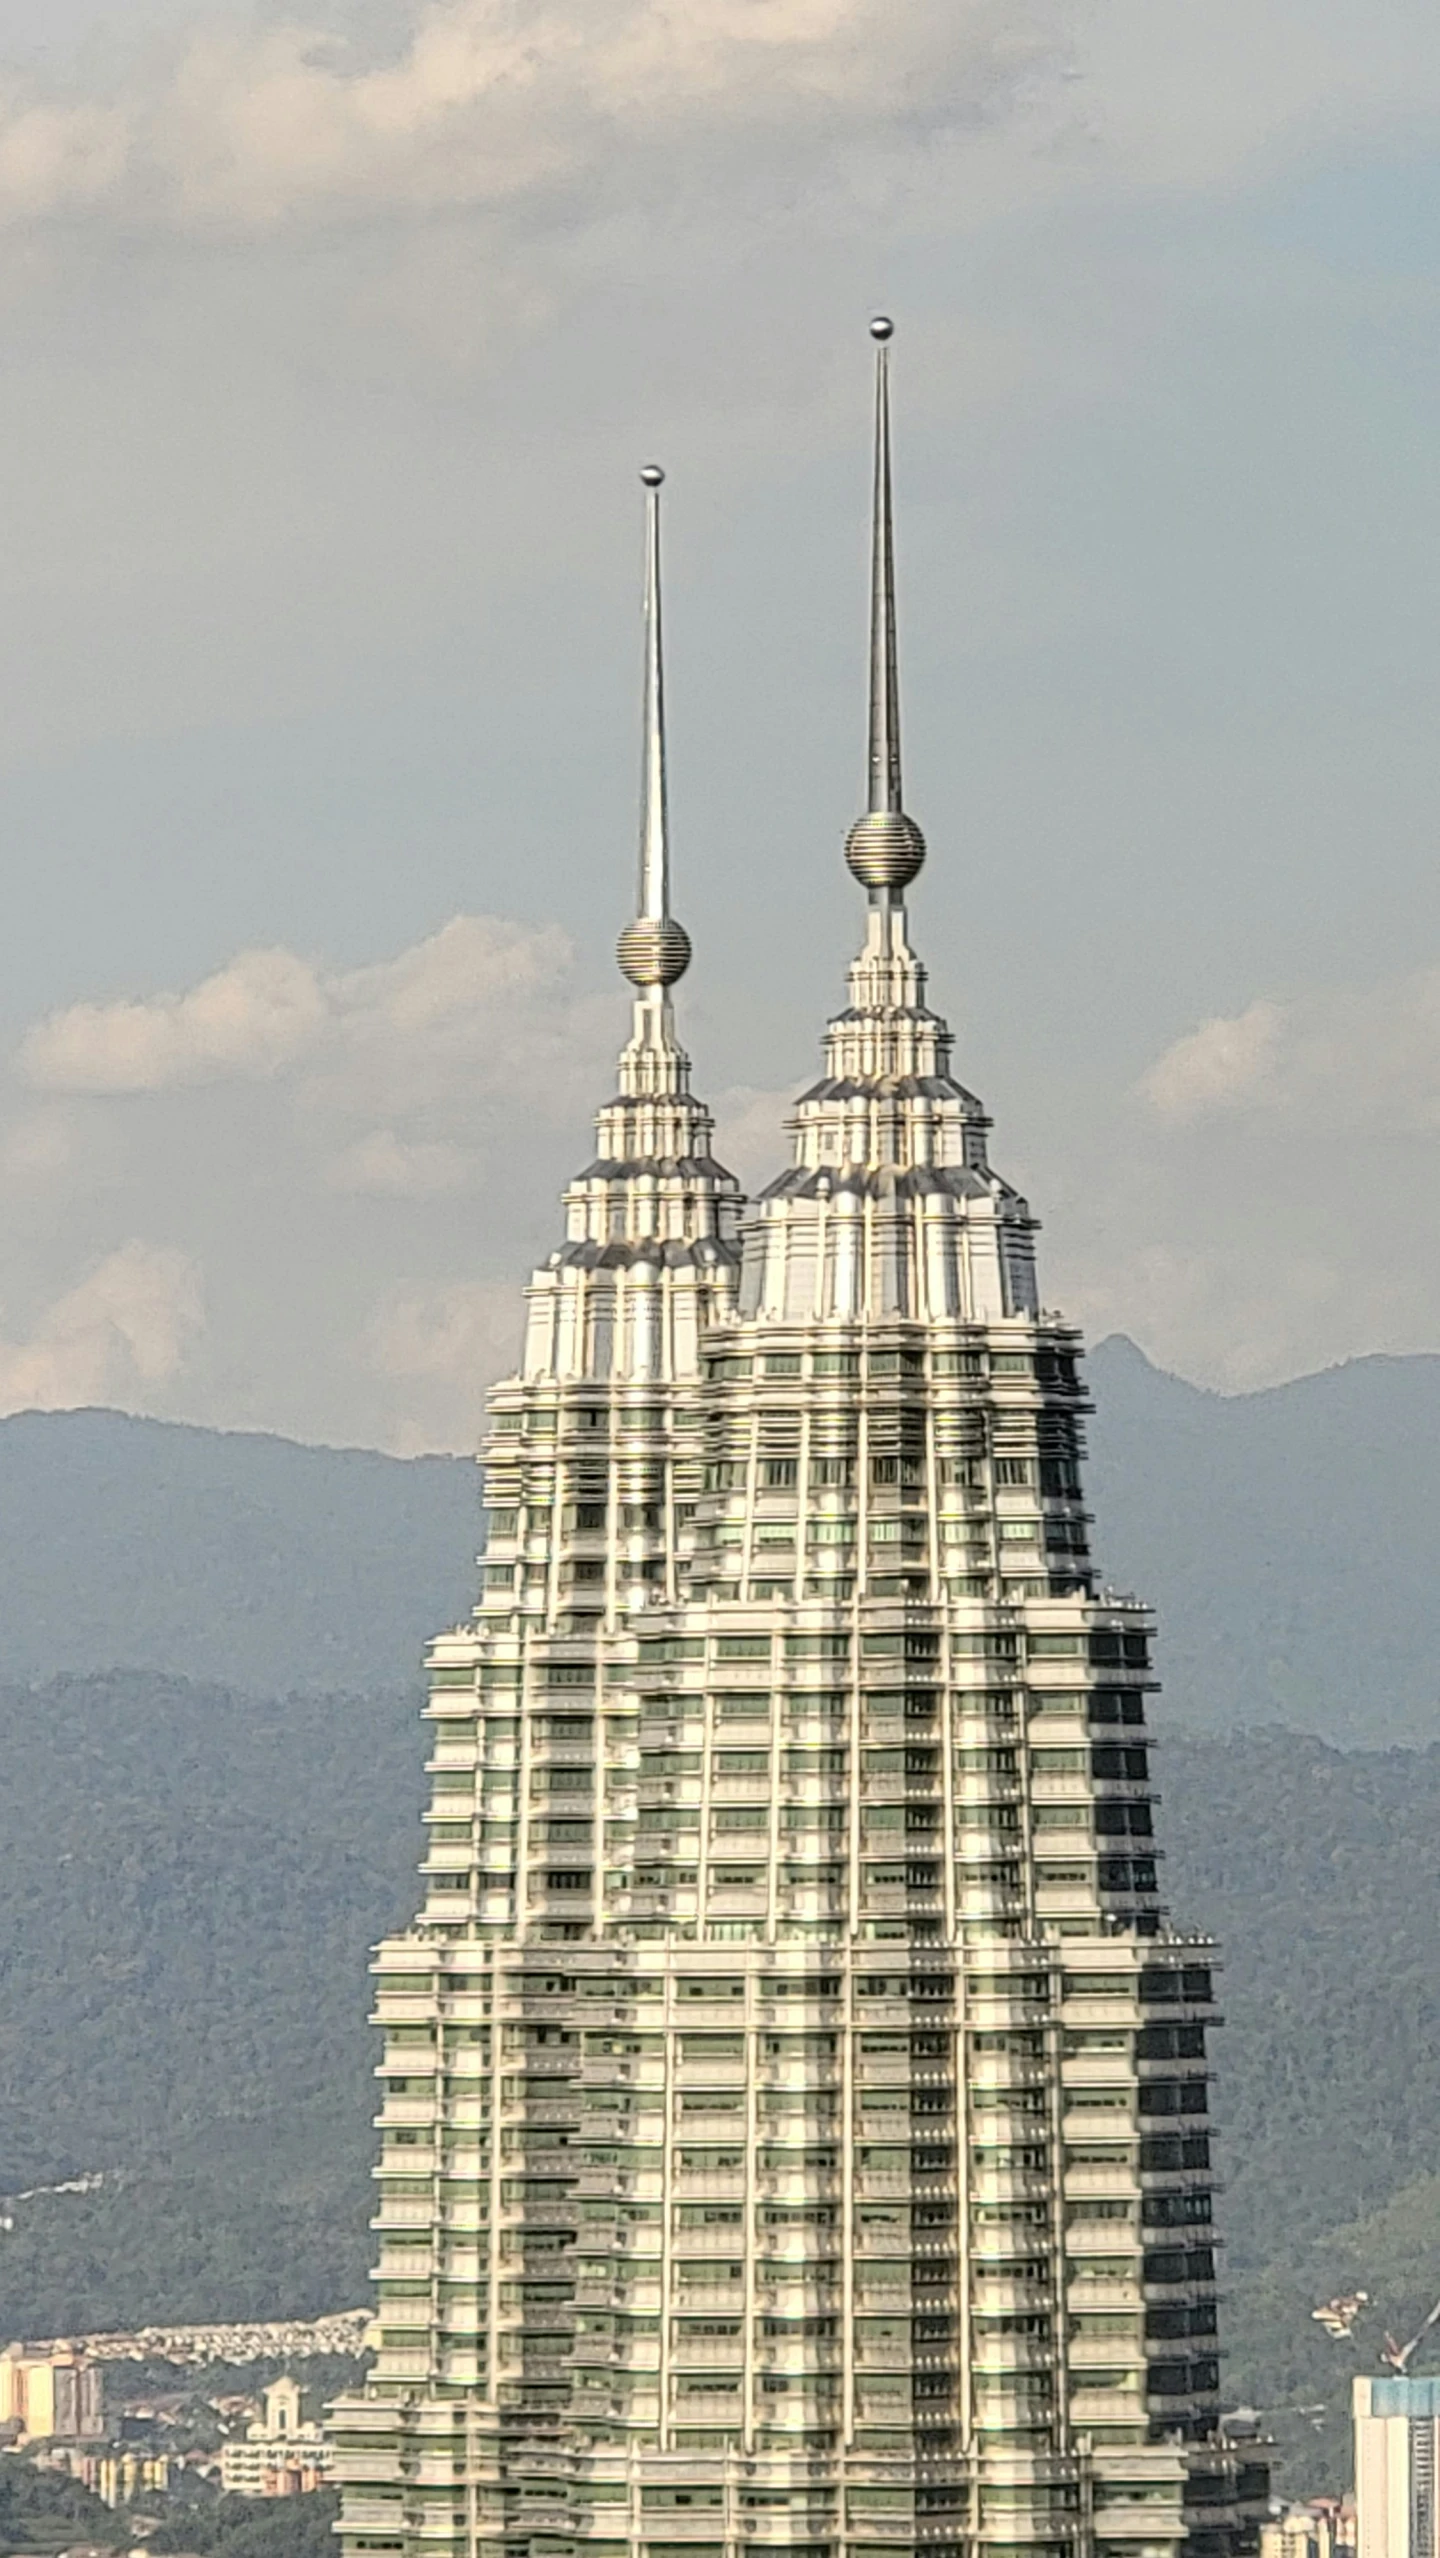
<box><xmin>0</xmin><ymin>2344</ymin><xmax>103</xmax><ymax>2443</ymax></box>
<box><xmin>222</xmin><ymin>2375</ymin><xmax>334</xmax><ymax>2496</ymax></box>
<box><xmin>1355</xmin><ymin>2377</ymin><xmax>1440</xmax><ymax>2558</ymax></box>
<box><xmin>332</xmin><ymin>328</ymin><xmax>1267</xmax><ymax>2558</ymax></box>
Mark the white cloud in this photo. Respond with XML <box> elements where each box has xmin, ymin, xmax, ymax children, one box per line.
<box><xmin>326</xmin><ymin>1129</ymin><xmax>471</xmax><ymax>1197</ymax></box>
<box><xmin>0</xmin><ymin>1242</ymin><xmax>204</xmax><ymax>1414</ymax></box>
<box><xmin>19</xmin><ymin>913</ymin><xmax>590</xmax><ymax>1102</ymax></box>
<box><xmin>0</xmin><ymin>912</ymin><xmax>619</xmax><ymax>1448</ymax></box>
<box><xmin>20</xmin><ymin>947</ymin><xmax>328</xmax><ymax>1094</ymax></box>
<box><xmin>1139</xmin><ymin>967</ymin><xmax>1440</xmax><ymax>1138</ymax></box>
<box><xmin>0</xmin><ymin>1111</ymin><xmax>75</xmax><ymax>1180</ymax></box>
<box><xmin>1041</xmin><ymin>954</ymin><xmax>1440</xmax><ymax>1392</ymax></box>
<box><xmin>18</xmin><ymin>915</ymin><xmax>1440</xmax><ymax>1446</ymax></box>
<box><xmin>1062</xmin><ymin>1239</ymin><xmax>1359</xmax><ymax>1396</ymax></box>
<box><xmin>0</xmin><ymin>0</ymin><xmax>1436</xmax><ymax>264</ymax></box>
<box><xmin>0</xmin><ymin>0</ymin><xmax>1062</xmax><ymax>237</ymax></box>
<box><xmin>0</xmin><ymin>96</ymin><xmax>128</xmax><ymax>218</ymax></box>
<box><xmin>365</xmin><ymin>1277</ymin><xmax>524</xmax><ymax>1455</ymax></box>
<box><xmin>1140</xmin><ymin>997</ymin><xmax>1287</xmax><ymax>1125</ymax></box>
<box><xmin>712</xmin><ymin>1082</ymin><xmax>802</xmax><ymax>1191</ymax></box>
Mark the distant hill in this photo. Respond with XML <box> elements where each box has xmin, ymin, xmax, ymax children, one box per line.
<box><xmin>0</xmin><ymin>1345</ymin><xmax>1436</xmax><ymax>1744</ymax></box>
<box><xmin>0</xmin><ymin>1671</ymin><xmax>422</xmax><ymax>2336</ymax></box>
<box><xmin>0</xmin><ymin>1363</ymin><xmax>1429</xmax><ymax>2482</ymax></box>
<box><xmin>1163</xmin><ymin>1724</ymin><xmax>1440</xmax><ymax>2485</ymax></box>
<box><xmin>0</xmin><ymin>1408</ymin><xmax>477</xmax><ymax>1693</ymax></box>
<box><xmin>1088</xmin><ymin>1336</ymin><xmax>1440</xmax><ymax>1744</ymax></box>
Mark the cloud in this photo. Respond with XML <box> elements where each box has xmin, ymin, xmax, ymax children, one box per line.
<box><xmin>1140</xmin><ymin>998</ymin><xmax>1287</xmax><ymax>1125</ymax></box>
<box><xmin>0</xmin><ymin>911</ymin><xmax>621</xmax><ymax>1448</ymax></box>
<box><xmin>0</xmin><ymin>1242</ymin><xmax>204</xmax><ymax>1414</ymax></box>
<box><xmin>365</xmin><ymin>1277</ymin><xmax>525</xmax><ymax>1455</ymax></box>
<box><xmin>1139</xmin><ymin>967</ymin><xmax>1440</xmax><ymax>1138</ymax></box>
<box><xmin>19</xmin><ymin>915</ymin><xmax>1440</xmax><ymax>1447</ymax></box>
<box><xmin>20</xmin><ymin>913</ymin><xmax>588</xmax><ymax>1101</ymax></box>
<box><xmin>20</xmin><ymin>947</ymin><xmax>328</xmax><ymax>1095</ymax></box>
<box><xmin>0</xmin><ymin>0</ymin><xmax>1062</xmax><ymax>238</ymax></box>
<box><xmin>0</xmin><ymin>96</ymin><xmax>128</xmax><ymax>220</ymax></box>
<box><xmin>2</xmin><ymin>0</ymin><xmax>1437</xmax><ymax>263</ymax></box>
<box><xmin>344</xmin><ymin>914</ymin><xmax>571</xmax><ymax>1032</ymax></box>
<box><xmin>1062</xmin><ymin>1238</ymin><xmax>1361</xmax><ymax>1397</ymax></box>
<box><xmin>326</xmin><ymin>1130</ymin><xmax>471</xmax><ymax>1197</ymax></box>
<box><xmin>0</xmin><ymin>1112</ymin><xmax>75</xmax><ymax>1180</ymax></box>
<box><xmin>1044</xmin><ymin>954</ymin><xmax>1440</xmax><ymax>1392</ymax></box>
<box><xmin>712</xmin><ymin>1082</ymin><xmax>802</xmax><ymax>1190</ymax></box>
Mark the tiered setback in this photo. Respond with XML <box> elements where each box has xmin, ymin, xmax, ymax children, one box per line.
<box><xmin>332</xmin><ymin>939</ymin><xmax>1266</xmax><ymax>2558</ymax></box>
<box><xmin>334</xmin><ymin>342</ymin><xmax>1264</xmax><ymax>2558</ymax></box>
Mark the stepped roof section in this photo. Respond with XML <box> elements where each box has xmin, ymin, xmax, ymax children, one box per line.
<box><xmin>744</xmin><ymin>319</ymin><xmax>1038</xmax><ymax>1332</ymax></box>
<box><xmin>521</xmin><ymin>467</ymin><xmax>741</xmax><ymax>1389</ymax></box>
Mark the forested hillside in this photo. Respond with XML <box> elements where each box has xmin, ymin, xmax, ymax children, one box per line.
<box><xmin>1164</xmin><ymin>1730</ymin><xmax>1440</xmax><ymax>2477</ymax></box>
<box><xmin>0</xmin><ymin>1673</ymin><xmax>421</xmax><ymax>2333</ymax></box>
<box><xmin>0</xmin><ymin>1670</ymin><xmax>1432</xmax><ymax>2486</ymax></box>
<box><xmin>0</xmin><ymin>1353</ymin><xmax>1434</xmax><ymax>2485</ymax></box>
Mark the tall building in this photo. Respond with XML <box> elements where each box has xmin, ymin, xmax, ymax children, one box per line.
<box><xmin>221</xmin><ymin>2376</ymin><xmax>334</xmax><ymax>2496</ymax></box>
<box><xmin>0</xmin><ymin>2343</ymin><xmax>103</xmax><ymax>2444</ymax></box>
<box><xmin>1260</xmin><ymin>2497</ymin><xmax>1352</xmax><ymax>2558</ymax></box>
<box><xmin>1355</xmin><ymin>2377</ymin><xmax>1440</xmax><ymax>2558</ymax></box>
<box><xmin>332</xmin><ymin>327</ymin><xmax>1267</xmax><ymax>2558</ymax></box>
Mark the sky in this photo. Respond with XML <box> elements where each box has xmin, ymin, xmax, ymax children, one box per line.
<box><xmin>0</xmin><ymin>0</ymin><xmax>1437</xmax><ymax>1449</ymax></box>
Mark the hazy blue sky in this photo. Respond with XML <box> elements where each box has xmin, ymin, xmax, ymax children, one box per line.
<box><xmin>0</xmin><ymin>0</ymin><xmax>1436</xmax><ymax>1447</ymax></box>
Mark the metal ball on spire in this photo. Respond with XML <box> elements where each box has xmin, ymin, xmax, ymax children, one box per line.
<box><xmin>618</xmin><ymin>915</ymin><xmax>691</xmax><ymax>987</ymax></box>
<box><xmin>845</xmin><ymin>808</ymin><xmax>925</xmax><ymax>891</ymax></box>
<box><xmin>870</xmin><ymin>314</ymin><xmax>894</xmax><ymax>342</ymax></box>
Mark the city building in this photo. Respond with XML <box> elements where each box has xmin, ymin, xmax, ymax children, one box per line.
<box><xmin>1263</xmin><ymin>2499</ymin><xmax>1354</xmax><ymax>2558</ymax></box>
<box><xmin>331</xmin><ymin>327</ymin><xmax>1269</xmax><ymax>2558</ymax></box>
<box><xmin>0</xmin><ymin>2344</ymin><xmax>103</xmax><ymax>2442</ymax></box>
<box><xmin>221</xmin><ymin>2375</ymin><xmax>333</xmax><ymax>2496</ymax></box>
<box><xmin>1355</xmin><ymin>2376</ymin><xmax>1440</xmax><ymax>2558</ymax></box>
<box><xmin>74</xmin><ymin>2451</ymin><xmax>172</xmax><ymax>2507</ymax></box>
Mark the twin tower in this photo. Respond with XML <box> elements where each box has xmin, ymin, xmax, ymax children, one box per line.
<box><xmin>331</xmin><ymin>327</ymin><xmax>1267</xmax><ymax>2558</ymax></box>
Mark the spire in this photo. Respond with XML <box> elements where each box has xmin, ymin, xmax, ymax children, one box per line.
<box><xmin>845</xmin><ymin>317</ymin><xmax>926</xmax><ymax>900</ymax></box>
<box><xmin>617</xmin><ymin>464</ymin><xmax>692</xmax><ymax>996</ymax></box>
<box><xmin>868</xmin><ymin>315</ymin><xmax>902</xmax><ymax>817</ymax></box>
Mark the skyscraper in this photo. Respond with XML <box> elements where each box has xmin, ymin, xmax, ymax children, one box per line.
<box><xmin>1355</xmin><ymin>2377</ymin><xmax>1440</xmax><ymax>2558</ymax></box>
<box><xmin>333</xmin><ymin>326</ymin><xmax>1268</xmax><ymax>2558</ymax></box>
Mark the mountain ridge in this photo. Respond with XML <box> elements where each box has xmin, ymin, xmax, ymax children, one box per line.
<box><xmin>0</xmin><ymin>1337</ymin><xmax>1431</xmax><ymax>1740</ymax></box>
<box><xmin>0</xmin><ymin>1405</ymin><xmax>477</xmax><ymax>1693</ymax></box>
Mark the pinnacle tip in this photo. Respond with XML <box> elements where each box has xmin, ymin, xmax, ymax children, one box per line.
<box><xmin>640</xmin><ymin>463</ymin><xmax>665</xmax><ymax>488</ymax></box>
<box><xmin>870</xmin><ymin>314</ymin><xmax>894</xmax><ymax>343</ymax></box>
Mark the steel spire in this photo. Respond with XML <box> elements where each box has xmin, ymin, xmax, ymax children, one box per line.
<box><xmin>617</xmin><ymin>465</ymin><xmax>691</xmax><ymax>993</ymax></box>
<box><xmin>869</xmin><ymin>315</ymin><xmax>901</xmax><ymax>817</ymax></box>
<box><xmin>845</xmin><ymin>317</ymin><xmax>926</xmax><ymax>898</ymax></box>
